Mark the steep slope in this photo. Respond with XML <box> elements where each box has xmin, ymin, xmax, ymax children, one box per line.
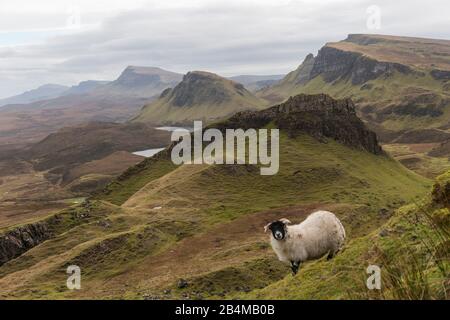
<box><xmin>239</xmin><ymin>171</ymin><xmax>449</xmax><ymax>300</ymax></box>
<box><xmin>133</xmin><ymin>71</ymin><xmax>267</xmax><ymax>125</ymax></box>
<box><xmin>0</xmin><ymin>94</ymin><xmax>430</xmax><ymax>299</ymax></box>
<box><xmin>0</xmin><ymin>84</ymin><xmax>69</xmax><ymax>107</ymax></box>
<box><xmin>259</xmin><ymin>34</ymin><xmax>450</xmax><ymax>143</ymax></box>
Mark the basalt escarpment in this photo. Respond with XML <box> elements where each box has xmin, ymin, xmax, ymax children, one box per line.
<box><xmin>219</xmin><ymin>93</ymin><xmax>383</xmax><ymax>155</ymax></box>
<box><xmin>258</xmin><ymin>34</ymin><xmax>450</xmax><ymax>142</ymax></box>
<box><xmin>310</xmin><ymin>46</ymin><xmax>413</xmax><ymax>85</ymax></box>
<box><xmin>0</xmin><ymin>222</ymin><xmax>50</xmax><ymax>266</ymax></box>
<box><xmin>0</xmin><ymin>201</ymin><xmax>100</xmax><ymax>266</ymax></box>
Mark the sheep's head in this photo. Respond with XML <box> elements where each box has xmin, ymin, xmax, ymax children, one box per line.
<box><xmin>264</xmin><ymin>218</ymin><xmax>291</xmax><ymax>241</ymax></box>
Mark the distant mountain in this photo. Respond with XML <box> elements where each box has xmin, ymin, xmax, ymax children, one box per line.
<box><xmin>0</xmin><ymin>84</ymin><xmax>69</xmax><ymax>107</ymax></box>
<box><xmin>92</xmin><ymin>66</ymin><xmax>183</xmax><ymax>98</ymax></box>
<box><xmin>259</xmin><ymin>34</ymin><xmax>450</xmax><ymax>142</ymax></box>
<box><xmin>228</xmin><ymin>74</ymin><xmax>284</xmax><ymax>92</ymax></box>
<box><xmin>133</xmin><ymin>71</ymin><xmax>267</xmax><ymax>125</ymax></box>
<box><xmin>0</xmin><ymin>66</ymin><xmax>183</xmax><ymax>146</ymax></box>
<box><xmin>63</xmin><ymin>80</ymin><xmax>110</xmax><ymax>96</ymax></box>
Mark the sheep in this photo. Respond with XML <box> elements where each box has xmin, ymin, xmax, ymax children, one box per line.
<box><xmin>264</xmin><ymin>210</ymin><xmax>346</xmax><ymax>275</ymax></box>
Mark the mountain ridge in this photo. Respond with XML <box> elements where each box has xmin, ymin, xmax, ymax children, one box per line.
<box><xmin>258</xmin><ymin>34</ymin><xmax>450</xmax><ymax>143</ymax></box>
<box><xmin>0</xmin><ymin>66</ymin><xmax>183</xmax><ymax>146</ymax></box>
<box><xmin>133</xmin><ymin>70</ymin><xmax>267</xmax><ymax>125</ymax></box>
<box><xmin>0</xmin><ymin>84</ymin><xmax>69</xmax><ymax>107</ymax></box>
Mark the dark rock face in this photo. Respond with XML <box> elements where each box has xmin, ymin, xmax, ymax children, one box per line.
<box><xmin>177</xmin><ymin>279</ymin><xmax>189</xmax><ymax>289</ymax></box>
<box><xmin>432</xmin><ymin>176</ymin><xmax>450</xmax><ymax>207</ymax></box>
<box><xmin>0</xmin><ymin>222</ymin><xmax>50</xmax><ymax>266</ymax></box>
<box><xmin>219</xmin><ymin>93</ymin><xmax>383</xmax><ymax>155</ymax></box>
<box><xmin>378</xmin><ymin>92</ymin><xmax>447</xmax><ymax>121</ymax></box>
<box><xmin>431</xmin><ymin>69</ymin><xmax>450</xmax><ymax>81</ymax></box>
<box><xmin>293</xmin><ymin>53</ymin><xmax>316</xmax><ymax>85</ymax></box>
<box><xmin>310</xmin><ymin>46</ymin><xmax>412</xmax><ymax>85</ymax></box>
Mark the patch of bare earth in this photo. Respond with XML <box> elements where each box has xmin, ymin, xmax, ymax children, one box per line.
<box><xmin>72</xmin><ymin>203</ymin><xmax>347</xmax><ymax>298</ymax></box>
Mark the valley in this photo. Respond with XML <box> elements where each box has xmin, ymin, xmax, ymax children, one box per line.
<box><xmin>0</xmin><ymin>33</ymin><xmax>448</xmax><ymax>300</ymax></box>
<box><xmin>1</xmin><ymin>93</ymin><xmax>440</xmax><ymax>299</ymax></box>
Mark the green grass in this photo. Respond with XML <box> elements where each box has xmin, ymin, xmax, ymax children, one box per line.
<box><xmin>163</xmin><ymin>258</ymin><xmax>288</xmax><ymax>300</ymax></box>
<box><xmin>236</xmin><ymin>200</ymin><xmax>449</xmax><ymax>300</ymax></box>
<box><xmin>96</xmin><ymin>153</ymin><xmax>178</xmax><ymax>205</ymax></box>
<box><xmin>0</xmin><ymin>133</ymin><xmax>433</xmax><ymax>299</ymax></box>
<box><xmin>262</xmin><ymin>70</ymin><xmax>450</xmax><ymax>133</ymax></box>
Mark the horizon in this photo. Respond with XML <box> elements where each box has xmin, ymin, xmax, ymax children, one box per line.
<box><xmin>1</xmin><ymin>0</ymin><xmax>450</xmax><ymax>99</ymax></box>
<box><xmin>1</xmin><ymin>31</ymin><xmax>448</xmax><ymax>99</ymax></box>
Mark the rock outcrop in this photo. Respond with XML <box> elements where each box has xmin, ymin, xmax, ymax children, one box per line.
<box><xmin>219</xmin><ymin>93</ymin><xmax>383</xmax><ymax>154</ymax></box>
<box><xmin>310</xmin><ymin>46</ymin><xmax>412</xmax><ymax>85</ymax></box>
<box><xmin>431</xmin><ymin>69</ymin><xmax>450</xmax><ymax>81</ymax></box>
<box><xmin>432</xmin><ymin>171</ymin><xmax>450</xmax><ymax>207</ymax></box>
<box><xmin>0</xmin><ymin>222</ymin><xmax>50</xmax><ymax>266</ymax></box>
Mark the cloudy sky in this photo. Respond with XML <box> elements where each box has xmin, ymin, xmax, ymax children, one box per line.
<box><xmin>0</xmin><ymin>0</ymin><xmax>449</xmax><ymax>98</ymax></box>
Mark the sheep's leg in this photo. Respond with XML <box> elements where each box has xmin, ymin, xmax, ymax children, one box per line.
<box><xmin>290</xmin><ymin>261</ymin><xmax>300</xmax><ymax>275</ymax></box>
<box><xmin>327</xmin><ymin>250</ymin><xmax>337</xmax><ymax>260</ymax></box>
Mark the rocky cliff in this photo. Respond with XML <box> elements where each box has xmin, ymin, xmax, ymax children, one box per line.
<box><xmin>219</xmin><ymin>93</ymin><xmax>383</xmax><ymax>154</ymax></box>
<box><xmin>0</xmin><ymin>201</ymin><xmax>100</xmax><ymax>266</ymax></box>
<box><xmin>0</xmin><ymin>222</ymin><xmax>50</xmax><ymax>266</ymax></box>
<box><xmin>258</xmin><ymin>34</ymin><xmax>450</xmax><ymax>142</ymax></box>
<box><xmin>310</xmin><ymin>46</ymin><xmax>412</xmax><ymax>85</ymax></box>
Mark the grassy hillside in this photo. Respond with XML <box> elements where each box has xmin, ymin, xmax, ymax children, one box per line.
<box><xmin>258</xmin><ymin>34</ymin><xmax>450</xmax><ymax>143</ymax></box>
<box><xmin>238</xmin><ymin>172</ymin><xmax>449</xmax><ymax>300</ymax></box>
<box><xmin>0</xmin><ymin>131</ymin><xmax>431</xmax><ymax>299</ymax></box>
<box><xmin>280</xmin><ymin>73</ymin><xmax>449</xmax><ymax>133</ymax></box>
<box><xmin>133</xmin><ymin>71</ymin><xmax>267</xmax><ymax>125</ymax></box>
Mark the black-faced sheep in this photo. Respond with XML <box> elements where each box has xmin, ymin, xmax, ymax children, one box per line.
<box><xmin>264</xmin><ymin>211</ymin><xmax>346</xmax><ymax>275</ymax></box>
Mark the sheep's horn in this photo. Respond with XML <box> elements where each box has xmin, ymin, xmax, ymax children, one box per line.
<box><xmin>264</xmin><ymin>222</ymin><xmax>272</xmax><ymax>233</ymax></box>
<box><xmin>280</xmin><ymin>218</ymin><xmax>292</xmax><ymax>225</ymax></box>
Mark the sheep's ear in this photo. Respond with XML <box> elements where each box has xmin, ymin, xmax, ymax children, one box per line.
<box><xmin>264</xmin><ymin>222</ymin><xmax>272</xmax><ymax>233</ymax></box>
<box><xmin>280</xmin><ymin>218</ymin><xmax>292</xmax><ymax>225</ymax></box>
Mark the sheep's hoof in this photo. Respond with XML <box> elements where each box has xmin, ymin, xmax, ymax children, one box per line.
<box><xmin>290</xmin><ymin>262</ymin><xmax>299</xmax><ymax>275</ymax></box>
<box><xmin>327</xmin><ymin>251</ymin><xmax>337</xmax><ymax>260</ymax></box>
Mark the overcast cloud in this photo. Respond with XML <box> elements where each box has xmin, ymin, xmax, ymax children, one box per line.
<box><xmin>0</xmin><ymin>0</ymin><xmax>449</xmax><ymax>98</ymax></box>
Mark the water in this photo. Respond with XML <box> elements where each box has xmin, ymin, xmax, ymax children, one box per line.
<box><xmin>132</xmin><ymin>126</ymin><xmax>192</xmax><ymax>158</ymax></box>
<box><xmin>132</xmin><ymin>148</ymin><xmax>165</xmax><ymax>158</ymax></box>
<box><xmin>155</xmin><ymin>126</ymin><xmax>194</xmax><ymax>132</ymax></box>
